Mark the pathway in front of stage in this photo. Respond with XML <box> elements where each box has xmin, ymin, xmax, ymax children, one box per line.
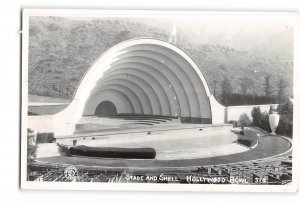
<box><xmin>37</xmin><ymin>133</ymin><xmax>291</xmax><ymax>169</ymax></box>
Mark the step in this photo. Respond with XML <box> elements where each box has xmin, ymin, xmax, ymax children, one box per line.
<box><xmin>36</xmin><ymin>143</ymin><xmax>62</xmax><ymax>158</ymax></box>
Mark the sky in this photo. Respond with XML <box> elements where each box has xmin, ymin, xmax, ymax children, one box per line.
<box><xmin>127</xmin><ymin>14</ymin><xmax>294</xmax><ymax>60</ymax></box>
<box><xmin>54</xmin><ymin>13</ymin><xmax>294</xmax><ymax>60</ymax></box>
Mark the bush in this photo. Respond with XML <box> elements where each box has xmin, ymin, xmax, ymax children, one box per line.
<box><xmin>251</xmin><ymin>106</ymin><xmax>262</xmax><ymax>127</ymax></box>
<box><xmin>217</xmin><ymin>93</ymin><xmax>278</xmax><ymax>106</ymax></box>
<box><xmin>277</xmin><ymin>99</ymin><xmax>293</xmax><ymax>115</ymax></box>
<box><xmin>238</xmin><ymin>113</ymin><xmax>251</xmax><ymax>130</ymax></box>
<box><xmin>276</xmin><ymin>115</ymin><xmax>293</xmax><ymax>136</ymax></box>
<box><xmin>260</xmin><ymin>112</ymin><xmax>272</xmax><ymax>133</ymax></box>
<box><xmin>251</xmin><ymin>106</ymin><xmax>271</xmax><ymax>133</ymax></box>
<box><xmin>250</xmin><ymin>99</ymin><xmax>293</xmax><ymax>136</ymax></box>
<box><xmin>36</xmin><ymin>132</ymin><xmax>55</xmax><ymax>144</ymax></box>
<box><xmin>276</xmin><ymin>99</ymin><xmax>293</xmax><ymax>137</ymax></box>
<box><xmin>27</xmin><ymin>129</ymin><xmax>37</xmax><ymax>162</ymax></box>
<box><xmin>69</xmin><ymin>145</ymin><xmax>156</xmax><ymax>159</ymax></box>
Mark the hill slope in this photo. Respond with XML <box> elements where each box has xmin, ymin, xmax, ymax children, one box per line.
<box><xmin>28</xmin><ymin>17</ymin><xmax>293</xmax><ymax>101</ymax></box>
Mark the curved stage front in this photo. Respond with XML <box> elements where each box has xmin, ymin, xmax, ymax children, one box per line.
<box><xmin>36</xmin><ymin>126</ymin><xmax>292</xmax><ymax>169</ymax></box>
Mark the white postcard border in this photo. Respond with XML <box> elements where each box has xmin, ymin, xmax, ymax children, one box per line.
<box><xmin>21</xmin><ymin>9</ymin><xmax>300</xmax><ymax>192</ymax></box>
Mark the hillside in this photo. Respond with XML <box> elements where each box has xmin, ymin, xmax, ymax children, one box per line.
<box><xmin>28</xmin><ymin>16</ymin><xmax>293</xmax><ymax>101</ymax></box>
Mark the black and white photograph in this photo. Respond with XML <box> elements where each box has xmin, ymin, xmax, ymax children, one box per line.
<box><xmin>21</xmin><ymin>9</ymin><xmax>299</xmax><ymax>192</ymax></box>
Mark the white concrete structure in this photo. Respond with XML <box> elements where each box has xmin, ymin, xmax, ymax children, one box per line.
<box><xmin>31</xmin><ymin>38</ymin><xmax>226</xmax><ymax>136</ymax></box>
<box><xmin>226</xmin><ymin>104</ymin><xmax>275</xmax><ymax>122</ymax></box>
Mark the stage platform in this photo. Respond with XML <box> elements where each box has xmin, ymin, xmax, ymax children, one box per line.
<box><xmin>35</xmin><ymin>116</ymin><xmax>292</xmax><ymax>168</ymax></box>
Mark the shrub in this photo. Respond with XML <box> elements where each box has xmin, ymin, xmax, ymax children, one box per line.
<box><xmin>238</xmin><ymin>113</ymin><xmax>251</xmax><ymax>130</ymax></box>
<box><xmin>276</xmin><ymin>99</ymin><xmax>293</xmax><ymax>137</ymax></box>
<box><xmin>27</xmin><ymin>129</ymin><xmax>37</xmax><ymax>162</ymax></box>
<box><xmin>251</xmin><ymin>106</ymin><xmax>262</xmax><ymax>127</ymax></box>
<box><xmin>250</xmin><ymin>100</ymin><xmax>293</xmax><ymax>136</ymax></box>
<box><xmin>36</xmin><ymin>132</ymin><xmax>55</xmax><ymax>144</ymax></box>
<box><xmin>277</xmin><ymin>98</ymin><xmax>293</xmax><ymax>115</ymax></box>
<box><xmin>69</xmin><ymin>146</ymin><xmax>156</xmax><ymax>159</ymax></box>
<box><xmin>260</xmin><ymin>112</ymin><xmax>272</xmax><ymax>133</ymax></box>
<box><xmin>251</xmin><ymin>106</ymin><xmax>271</xmax><ymax>133</ymax></box>
<box><xmin>216</xmin><ymin>93</ymin><xmax>278</xmax><ymax>106</ymax></box>
<box><xmin>276</xmin><ymin>115</ymin><xmax>293</xmax><ymax>136</ymax></box>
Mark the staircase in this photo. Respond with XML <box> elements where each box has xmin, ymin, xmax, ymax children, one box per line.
<box><xmin>75</xmin><ymin>115</ymin><xmax>180</xmax><ymax>134</ymax></box>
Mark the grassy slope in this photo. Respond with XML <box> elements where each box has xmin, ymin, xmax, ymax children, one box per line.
<box><xmin>28</xmin><ymin>94</ymin><xmax>71</xmax><ymax>103</ymax></box>
<box><xmin>28</xmin><ymin>16</ymin><xmax>293</xmax><ymax>101</ymax></box>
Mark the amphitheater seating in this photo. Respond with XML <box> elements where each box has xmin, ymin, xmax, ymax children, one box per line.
<box><xmin>75</xmin><ymin>115</ymin><xmax>180</xmax><ymax>134</ymax></box>
<box><xmin>27</xmin><ymin>155</ymin><xmax>293</xmax><ymax>185</ymax></box>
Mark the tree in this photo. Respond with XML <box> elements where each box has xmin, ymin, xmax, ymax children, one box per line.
<box><xmin>114</xmin><ymin>30</ymin><xmax>131</xmax><ymax>43</ymax></box>
<box><xmin>276</xmin><ymin>99</ymin><xmax>293</xmax><ymax>137</ymax></box>
<box><xmin>238</xmin><ymin>113</ymin><xmax>251</xmax><ymax>131</ymax></box>
<box><xmin>212</xmin><ymin>80</ymin><xmax>218</xmax><ymax>96</ymax></box>
<box><xmin>27</xmin><ymin>128</ymin><xmax>37</xmax><ymax>162</ymax></box>
<box><xmin>240</xmin><ymin>76</ymin><xmax>253</xmax><ymax>94</ymax></box>
<box><xmin>250</xmin><ymin>106</ymin><xmax>271</xmax><ymax>133</ymax></box>
<box><xmin>277</xmin><ymin>79</ymin><xmax>287</xmax><ymax>103</ymax></box>
<box><xmin>264</xmin><ymin>75</ymin><xmax>272</xmax><ymax>97</ymax></box>
<box><xmin>260</xmin><ymin>112</ymin><xmax>271</xmax><ymax>133</ymax></box>
<box><xmin>251</xmin><ymin>106</ymin><xmax>262</xmax><ymax>127</ymax></box>
<box><xmin>220</xmin><ymin>77</ymin><xmax>232</xmax><ymax>106</ymax></box>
